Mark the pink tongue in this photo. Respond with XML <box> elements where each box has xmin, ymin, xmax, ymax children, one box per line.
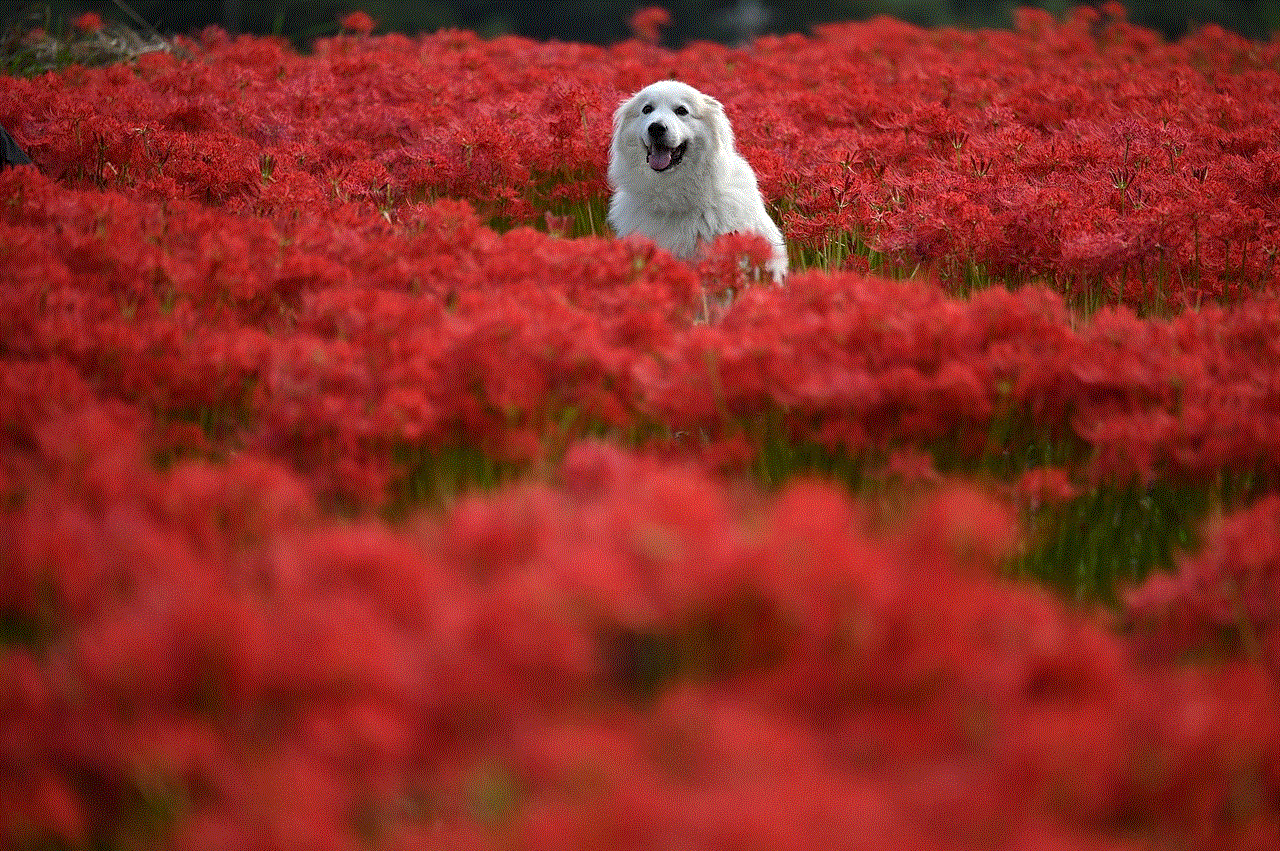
<box><xmin>648</xmin><ymin>148</ymin><xmax>672</xmax><ymax>170</ymax></box>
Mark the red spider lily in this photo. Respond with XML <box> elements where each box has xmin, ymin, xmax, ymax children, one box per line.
<box><xmin>1011</xmin><ymin>466</ymin><xmax>1079</xmax><ymax>512</ymax></box>
<box><xmin>628</xmin><ymin>6</ymin><xmax>671</xmax><ymax>45</ymax></box>
<box><xmin>1126</xmin><ymin>495</ymin><xmax>1280</xmax><ymax>670</ymax></box>
<box><xmin>696</xmin><ymin>231</ymin><xmax>776</xmax><ymax>298</ymax></box>
<box><xmin>9</xmin><ymin>162</ymin><xmax>1280</xmax><ymax>507</ymax></box>
<box><xmin>71</xmin><ymin>12</ymin><xmax>103</xmax><ymax>34</ymax></box>
<box><xmin>338</xmin><ymin>11</ymin><xmax>376</xmax><ymax>36</ymax></box>
<box><xmin>5</xmin><ymin>11</ymin><xmax>1280</xmax><ymax>849</ymax></box>
<box><xmin>2</xmin><ymin>385</ymin><xmax>1279</xmax><ymax>848</ymax></box>
<box><xmin>4</xmin><ymin>9</ymin><xmax>1278</xmax><ymax>305</ymax></box>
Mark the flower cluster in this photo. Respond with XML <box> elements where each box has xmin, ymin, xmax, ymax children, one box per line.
<box><xmin>1126</xmin><ymin>495</ymin><xmax>1280</xmax><ymax>669</ymax></box>
<box><xmin>2</xmin><ymin>384</ymin><xmax>1277</xmax><ymax>849</ymax></box>
<box><xmin>2</xmin><ymin>5</ymin><xmax>1278</xmax><ymax>305</ymax></box>
<box><xmin>3</xmin><ymin>166</ymin><xmax>1279</xmax><ymax>504</ymax></box>
<box><xmin>3</xmin><ymin>7</ymin><xmax>1280</xmax><ymax>848</ymax></box>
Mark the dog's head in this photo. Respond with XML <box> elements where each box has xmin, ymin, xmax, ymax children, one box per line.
<box><xmin>608</xmin><ymin>80</ymin><xmax>732</xmax><ymax>190</ymax></box>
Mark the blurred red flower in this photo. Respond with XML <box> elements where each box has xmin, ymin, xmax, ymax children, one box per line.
<box><xmin>338</xmin><ymin>10</ymin><xmax>375</xmax><ymax>35</ymax></box>
<box><xmin>628</xmin><ymin>6</ymin><xmax>671</xmax><ymax>44</ymax></box>
<box><xmin>71</xmin><ymin>12</ymin><xmax>103</xmax><ymax>33</ymax></box>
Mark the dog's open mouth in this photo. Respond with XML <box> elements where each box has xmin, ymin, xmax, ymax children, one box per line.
<box><xmin>646</xmin><ymin>141</ymin><xmax>687</xmax><ymax>172</ymax></box>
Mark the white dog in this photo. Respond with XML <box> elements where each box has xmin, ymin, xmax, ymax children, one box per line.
<box><xmin>607</xmin><ymin>80</ymin><xmax>788</xmax><ymax>282</ymax></box>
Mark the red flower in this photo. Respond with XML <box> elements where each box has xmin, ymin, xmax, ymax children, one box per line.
<box><xmin>1013</xmin><ymin>466</ymin><xmax>1079</xmax><ymax>511</ymax></box>
<box><xmin>71</xmin><ymin>12</ymin><xmax>103</xmax><ymax>34</ymax></box>
<box><xmin>628</xmin><ymin>6</ymin><xmax>671</xmax><ymax>44</ymax></box>
<box><xmin>1126</xmin><ymin>495</ymin><xmax>1280</xmax><ymax>667</ymax></box>
<box><xmin>338</xmin><ymin>10</ymin><xmax>375</xmax><ymax>35</ymax></box>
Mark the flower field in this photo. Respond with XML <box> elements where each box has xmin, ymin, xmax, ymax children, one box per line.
<box><xmin>2</xmin><ymin>5</ymin><xmax>1280</xmax><ymax>849</ymax></box>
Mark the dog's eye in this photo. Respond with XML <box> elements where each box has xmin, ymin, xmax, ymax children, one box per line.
<box><xmin>641</xmin><ymin>104</ymin><xmax>653</xmax><ymax>114</ymax></box>
<box><xmin>674</xmin><ymin>106</ymin><xmax>688</xmax><ymax>116</ymax></box>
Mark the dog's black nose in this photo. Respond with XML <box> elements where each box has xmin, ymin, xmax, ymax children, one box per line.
<box><xmin>647</xmin><ymin>121</ymin><xmax>666</xmax><ymax>140</ymax></box>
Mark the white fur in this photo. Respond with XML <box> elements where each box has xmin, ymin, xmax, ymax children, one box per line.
<box><xmin>607</xmin><ymin>80</ymin><xmax>787</xmax><ymax>282</ymax></box>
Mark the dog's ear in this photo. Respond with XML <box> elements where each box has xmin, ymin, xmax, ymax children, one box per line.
<box><xmin>701</xmin><ymin>92</ymin><xmax>735</xmax><ymax>152</ymax></box>
<box><xmin>607</xmin><ymin>92</ymin><xmax>636</xmax><ymax>188</ymax></box>
<box><xmin>612</xmin><ymin>93</ymin><xmax>635</xmax><ymax>139</ymax></box>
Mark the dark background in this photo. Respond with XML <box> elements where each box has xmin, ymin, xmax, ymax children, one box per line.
<box><xmin>3</xmin><ymin>1</ymin><xmax>1278</xmax><ymax>46</ymax></box>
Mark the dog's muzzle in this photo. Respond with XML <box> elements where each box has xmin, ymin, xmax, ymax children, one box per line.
<box><xmin>645</xmin><ymin>121</ymin><xmax>686</xmax><ymax>172</ymax></box>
